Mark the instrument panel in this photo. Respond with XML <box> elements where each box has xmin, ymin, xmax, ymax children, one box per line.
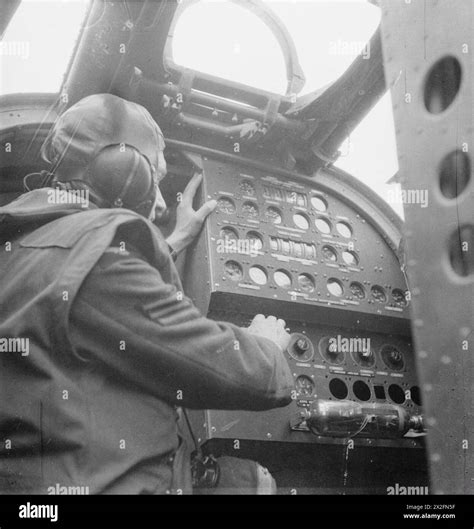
<box><xmin>196</xmin><ymin>159</ymin><xmax>410</xmax><ymax>323</ymax></box>
<box><xmin>183</xmin><ymin>157</ymin><xmax>423</xmax><ymax>449</ymax></box>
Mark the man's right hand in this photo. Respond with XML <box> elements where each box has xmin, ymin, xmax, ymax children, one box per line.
<box><xmin>246</xmin><ymin>314</ymin><xmax>291</xmax><ymax>352</ymax></box>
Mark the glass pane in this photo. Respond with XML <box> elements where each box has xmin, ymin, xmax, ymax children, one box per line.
<box><xmin>0</xmin><ymin>0</ymin><xmax>90</xmax><ymax>95</ymax></box>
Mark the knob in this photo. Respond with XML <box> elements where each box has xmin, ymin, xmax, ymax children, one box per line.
<box><xmin>295</xmin><ymin>338</ymin><xmax>310</xmax><ymax>354</ymax></box>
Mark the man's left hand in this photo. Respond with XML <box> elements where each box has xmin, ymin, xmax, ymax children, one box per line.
<box><xmin>166</xmin><ymin>173</ymin><xmax>217</xmax><ymax>254</ymax></box>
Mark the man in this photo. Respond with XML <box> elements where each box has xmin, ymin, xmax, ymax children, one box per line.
<box><xmin>0</xmin><ymin>94</ymin><xmax>293</xmax><ymax>494</ymax></box>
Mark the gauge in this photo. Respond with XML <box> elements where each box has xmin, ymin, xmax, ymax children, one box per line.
<box><xmin>322</xmin><ymin>245</ymin><xmax>337</xmax><ymax>261</ymax></box>
<box><xmin>336</xmin><ymin>222</ymin><xmax>352</xmax><ymax>238</ymax></box>
<box><xmin>280</xmin><ymin>239</ymin><xmax>291</xmax><ymax>255</ymax></box>
<box><xmin>246</xmin><ymin>231</ymin><xmax>263</xmax><ymax>252</ymax></box>
<box><xmin>304</xmin><ymin>244</ymin><xmax>317</xmax><ymax>260</ymax></box>
<box><xmin>327</xmin><ymin>278</ymin><xmax>344</xmax><ymax>297</ymax></box>
<box><xmin>266</xmin><ymin>206</ymin><xmax>282</xmax><ymax>224</ymax></box>
<box><xmin>242</xmin><ymin>201</ymin><xmax>259</xmax><ymax>218</ymax></box>
<box><xmin>288</xmin><ymin>334</ymin><xmax>314</xmax><ymax>362</ymax></box>
<box><xmin>315</xmin><ymin>217</ymin><xmax>331</xmax><ymax>234</ymax></box>
<box><xmin>295</xmin><ymin>375</ymin><xmax>315</xmax><ymax>397</ymax></box>
<box><xmin>311</xmin><ymin>195</ymin><xmax>327</xmax><ymax>212</ymax></box>
<box><xmin>319</xmin><ymin>336</ymin><xmax>345</xmax><ymax>365</ymax></box>
<box><xmin>351</xmin><ymin>346</ymin><xmax>376</xmax><ymax>368</ymax></box>
<box><xmin>292</xmin><ymin>242</ymin><xmax>304</xmax><ymax>258</ymax></box>
<box><xmin>224</xmin><ymin>260</ymin><xmax>243</xmax><ymax>282</ymax></box>
<box><xmin>274</xmin><ymin>269</ymin><xmax>292</xmax><ymax>288</ymax></box>
<box><xmin>240</xmin><ymin>180</ymin><xmax>255</xmax><ymax>196</ymax></box>
<box><xmin>392</xmin><ymin>288</ymin><xmax>408</xmax><ymax>307</ymax></box>
<box><xmin>298</xmin><ymin>273</ymin><xmax>315</xmax><ymax>292</ymax></box>
<box><xmin>249</xmin><ymin>265</ymin><xmax>267</xmax><ymax>285</ymax></box>
<box><xmin>371</xmin><ymin>285</ymin><xmax>387</xmax><ymax>303</ymax></box>
<box><xmin>220</xmin><ymin>227</ymin><xmax>239</xmax><ymax>241</ymax></box>
<box><xmin>293</xmin><ymin>213</ymin><xmax>310</xmax><ymax>230</ymax></box>
<box><xmin>342</xmin><ymin>250</ymin><xmax>359</xmax><ymax>266</ymax></box>
<box><xmin>350</xmin><ymin>282</ymin><xmax>366</xmax><ymax>299</ymax></box>
<box><xmin>217</xmin><ymin>197</ymin><xmax>236</xmax><ymax>214</ymax></box>
<box><xmin>380</xmin><ymin>344</ymin><xmax>405</xmax><ymax>371</ymax></box>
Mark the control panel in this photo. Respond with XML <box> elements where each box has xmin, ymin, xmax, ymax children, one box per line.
<box><xmin>183</xmin><ymin>157</ymin><xmax>423</xmax><ymax>448</ymax></box>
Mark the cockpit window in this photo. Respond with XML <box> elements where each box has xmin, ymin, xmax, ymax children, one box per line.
<box><xmin>171</xmin><ymin>1</ymin><xmax>288</xmax><ymax>94</ymax></box>
<box><xmin>0</xmin><ymin>0</ymin><xmax>90</xmax><ymax>96</ymax></box>
<box><xmin>171</xmin><ymin>0</ymin><xmax>381</xmax><ymax>96</ymax></box>
<box><xmin>335</xmin><ymin>91</ymin><xmax>403</xmax><ymax>218</ymax></box>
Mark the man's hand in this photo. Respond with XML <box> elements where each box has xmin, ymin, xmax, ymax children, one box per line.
<box><xmin>247</xmin><ymin>314</ymin><xmax>291</xmax><ymax>352</ymax></box>
<box><xmin>166</xmin><ymin>173</ymin><xmax>217</xmax><ymax>254</ymax></box>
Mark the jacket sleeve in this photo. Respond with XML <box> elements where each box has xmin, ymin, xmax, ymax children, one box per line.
<box><xmin>69</xmin><ymin>248</ymin><xmax>294</xmax><ymax>411</ymax></box>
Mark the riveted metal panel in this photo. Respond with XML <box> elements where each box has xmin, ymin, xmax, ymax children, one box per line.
<box><xmin>380</xmin><ymin>0</ymin><xmax>473</xmax><ymax>494</ymax></box>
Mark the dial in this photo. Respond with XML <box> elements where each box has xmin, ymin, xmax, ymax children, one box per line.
<box><xmin>217</xmin><ymin>197</ymin><xmax>236</xmax><ymax>214</ymax></box>
<box><xmin>392</xmin><ymin>288</ymin><xmax>408</xmax><ymax>307</ymax></box>
<box><xmin>242</xmin><ymin>201</ymin><xmax>259</xmax><ymax>218</ymax></box>
<box><xmin>295</xmin><ymin>375</ymin><xmax>315</xmax><ymax>397</ymax></box>
<box><xmin>322</xmin><ymin>245</ymin><xmax>337</xmax><ymax>261</ymax></box>
<box><xmin>298</xmin><ymin>273</ymin><xmax>315</xmax><ymax>292</ymax></box>
<box><xmin>266</xmin><ymin>206</ymin><xmax>282</xmax><ymax>224</ymax></box>
<box><xmin>240</xmin><ymin>180</ymin><xmax>255</xmax><ymax>196</ymax></box>
<box><xmin>350</xmin><ymin>282</ymin><xmax>366</xmax><ymax>299</ymax></box>
<box><xmin>288</xmin><ymin>334</ymin><xmax>314</xmax><ymax>362</ymax></box>
<box><xmin>371</xmin><ymin>285</ymin><xmax>387</xmax><ymax>303</ymax></box>
<box><xmin>224</xmin><ymin>261</ymin><xmax>243</xmax><ymax>282</ymax></box>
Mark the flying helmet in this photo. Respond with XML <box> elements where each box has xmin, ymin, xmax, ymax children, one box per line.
<box><xmin>39</xmin><ymin>93</ymin><xmax>166</xmax><ymax>217</ymax></box>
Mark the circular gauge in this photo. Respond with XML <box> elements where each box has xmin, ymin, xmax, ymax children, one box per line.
<box><xmin>288</xmin><ymin>334</ymin><xmax>314</xmax><ymax>362</ymax></box>
<box><xmin>342</xmin><ymin>250</ymin><xmax>359</xmax><ymax>266</ymax></box>
<box><xmin>350</xmin><ymin>282</ymin><xmax>366</xmax><ymax>299</ymax></box>
<box><xmin>315</xmin><ymin>217</ymin><xmax>331</xmax><ymax>234</ymax></box>
<box><xmin>319</xmin><ymin>336</ymin><xmax>345</xmax><ymax>365</ymax></box>
<box><xmin>240</xmin><ymin>180</ymin><xmax>255</xmax><ymax>196</ymax></box>
<box><xmin>266</xmin><ymin>206</ymin><xmax>282</xmax><ymax>225</ymax></box>
<box><xmin>311</xmin><ymin>195</ymin><xmax>328</xmax><ymax>212</ymax></box>
<box><xmin>274</xmin><ymin>269</ymin><xmax>292</xmax><ymax>288</ymax></box>
<box><xmin>380</xmin><ymin>344</ymin><xmax>405</xmax><ymax>371</ymax></box>
<box><xmin>220</xmin><ymin>226</ymin><xmax>239</xmax><ymax>241</ymax></box>
<box><xmin>242</xmin><ymin>201</ymin><xmax>259</xmax><ymax>218</ymax></box>
<box><xmin>371</xmin><ymin>285</ymin><xmax>387</xmax><ymax>303</ymax></box>
<box><xmin>249</xmin><ymin>265</ymin><xmax>268</xmax><ymax>285</ymax></box>
<box><xmin>295</xmin><ymin>375</ymin><xmax>315</xmax><ymax>397</ymax></box>
<box><xmin>224</xmin><ymin>260</ymin><xmax>243</xmax><ymax>282</ymax></box>
<box><xmin>293</xmin><ymin>213</ymin><xmax>310</xmax><ymax>230</ymax></box>
<box><xmin>392</xmin><ymin>288</ymin><xmax>408</xmax><ymax>307</ymax></box>
<box><xmin>351</xmin><ymin>345</ymin><xmax>376</xmax><ymax>368</ymax></box>
<box><xmin>327</xmin><ymin>278</ymin><xmax>344</xmax><ymax>297</ymax></box>
<box><xmin>336</xmin><ymin>222</ymin><xmax>352</xmax><ymax>239</ymax></box>
<box><xmin>246</xmin><ymin>231</ymin><xmax>263</xmax><ymax>252</ymax></box>
<box><xmin>322</xmin><ymin>245</ymin><xmax>337</xmax><ymax>262</ymax></box>
<box><xmin>217</xmin><ymin>197</ymin><xmax>236</xmax><ymax>214</ymax></box>
<box><xmin>298</xmin><ymin>273</ymin><xmax>315</xmax><ymax>293</ymax></box>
